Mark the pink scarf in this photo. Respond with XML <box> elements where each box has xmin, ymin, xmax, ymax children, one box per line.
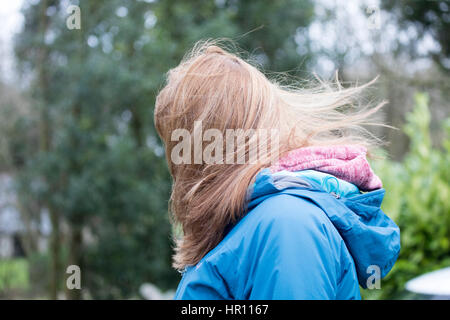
<box><xmin>270</xmin><ymin>145</ymin><xmax>382</xmax><ymax>191</ymax></box>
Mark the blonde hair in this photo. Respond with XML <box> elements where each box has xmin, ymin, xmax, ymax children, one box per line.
<box><xmin>154</xmin><ymin>39</ymin><xmax>385</xmax><ymax>271</ymax></box>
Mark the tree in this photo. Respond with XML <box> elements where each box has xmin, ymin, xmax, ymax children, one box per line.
<box><xmin>14</xmin><ymin>0</ymin><xmax>177</xmax><ymax>299</ymax></box>
<box><xmin>11</xmin><ymin>0</ymin><xmax>315</xmax><ymax>298</ymax></box>
<box><xmin>381</xmin><ymin>0</ymin><xmax>450</xmax><ymax>73</ymax></box>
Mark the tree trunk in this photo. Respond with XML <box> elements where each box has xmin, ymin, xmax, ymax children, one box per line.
<box><xmin>37</xmin><ymin>0</ymin><xmax>61</xmax><ymax>300</ymax></box>
<box><xmin>48</xmin><ymin>206</ymin><xmax>61</xmax><ymax>299</ymax></box>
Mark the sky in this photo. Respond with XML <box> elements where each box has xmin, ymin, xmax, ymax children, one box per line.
<box><xmin>0</xmin><ymin>0</ymin><xmax>378</xmax><ymax>81</ymax></box>
<box><xmin>0</xmin><ymin>0</ymin><xmax>438</xmax><ymax>82</ymax></box>
<box><xmin>0</xmin><ymin>0</ymin><xmax>25</xmax><ymax>83</ymax></box>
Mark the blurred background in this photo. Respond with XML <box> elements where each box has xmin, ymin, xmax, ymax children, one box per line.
<box><xmin>0</xmin><ymin>0</ymin><xmax>448</xmax><ymax>300</ymax></box>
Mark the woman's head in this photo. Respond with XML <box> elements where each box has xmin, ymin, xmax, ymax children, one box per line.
<box><xmin>154</xmin><ymin>39</ymin><xmax>385</xmax><ymax>270</ymax></box>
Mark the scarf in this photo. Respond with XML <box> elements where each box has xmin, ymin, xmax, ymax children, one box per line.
<box><xmin>270</xmin><ymin>145</ymin><xmax>382</xmax><ymax>191</ymax></box>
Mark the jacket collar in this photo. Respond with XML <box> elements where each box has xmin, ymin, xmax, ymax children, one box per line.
<box><xmin>247</xmin><ymin>169</ymin><xmax>400</xmax><ymax>288</ymax></box>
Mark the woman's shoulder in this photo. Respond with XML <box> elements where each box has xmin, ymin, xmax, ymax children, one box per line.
<box><xmin>208</xmin><ymin>193</ymin><xmax>343</xmax><ymax>266</ymax></box>
<box><xmin>248</xmin><ymin>192</ymin><xmax>329</xmax><ymax>224</ymax></box>
<box><xmin>192</xmin><ymin>193</ymin><xmax>348</xmax><ymax>299</ymax></box>
<box><xmin>234</xmin><ymin>193</ymin><xmax>337</xmax><ymax>242</ymax></box>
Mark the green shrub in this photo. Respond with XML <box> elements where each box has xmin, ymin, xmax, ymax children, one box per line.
<box><xmin>362</xmin><ymin>92</ymin><xmax>450</xmax><ymax>299</ymax></box>
<box><xmin>0</xmin><ymin>258</ymin><xmax>29</xmax><ymax>296</ymax></box>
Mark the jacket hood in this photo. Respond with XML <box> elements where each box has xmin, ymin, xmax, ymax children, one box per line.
<box><xmin>247</xmin><ymin>169</ymin><xmax>400</xmax><ymax>288</ymax></box>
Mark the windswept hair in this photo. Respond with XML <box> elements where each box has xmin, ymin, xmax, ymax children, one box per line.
<box><xmin>154</xmin><ymin>39</ymin><xmax>386</xmax><ymax>271</ymax></box>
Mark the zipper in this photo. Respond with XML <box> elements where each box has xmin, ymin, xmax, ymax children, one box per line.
<box><xmin>330</xmin><ymin>191</ymin><xmax>341</xmax><ymax>199</ymax></box>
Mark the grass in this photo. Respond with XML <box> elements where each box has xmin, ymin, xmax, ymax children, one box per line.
<box><xmin>0</xmin><ymin>258</ymin><xmax>29</xmax><ymax>293</ymax></box>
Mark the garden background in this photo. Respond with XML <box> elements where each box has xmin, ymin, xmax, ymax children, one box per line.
<box><xmin>0</xmin><ymin>0</ymin><xmax>448</xmax><ymax>299</ymax></box>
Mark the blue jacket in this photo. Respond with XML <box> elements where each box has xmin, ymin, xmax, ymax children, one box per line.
<box><xmin>174</xmin><ymin>169</ymin><xmax>400</xmax><ymax>300</ymax></box>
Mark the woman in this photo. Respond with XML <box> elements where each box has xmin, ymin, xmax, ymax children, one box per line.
<box><xmin>154</xmin><ymin>40</ymin><xmax>400</xmax><ymax>300</ymax></box>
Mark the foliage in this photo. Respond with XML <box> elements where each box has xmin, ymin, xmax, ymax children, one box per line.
<box><xmin>0</xmin><ymin>258</ymin><xmax>29</xmax><ymax>295</ymax></box>
<box><xmin>2</xmin><ymin>0</ymin><xmax>448</xmax><ymax>300</ymax></box>
<box><xmin>363</xmin><ymin>92</ymin><xmax>450</xmax><ymax>299</ymax></box>
<box><xmin>381</xmin><ymin>0</ymin><xmax>450</xmax><ymax>73</ymax></box>
<box><xmin>5</xmin><ymin>0</ymin><xmax>315</xmax><ymax>299</ymax></box>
